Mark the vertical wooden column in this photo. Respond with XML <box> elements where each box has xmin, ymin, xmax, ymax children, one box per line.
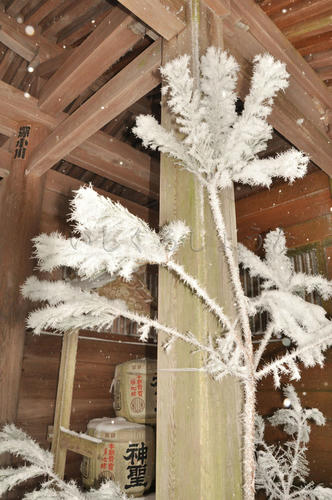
<box><xmin>0</xmin><ymin>122</ymin><xmax>48</xmax><ymax>463</ymax></box>
<box><xmin>157</xmin><ymin>2</ymin><xmax>243</xmax><ymax>498</ymax></box>
<box><xmin>51</xmin><ymin>329</ymin><xmax>79</xmax><ymax>478</ymax></box>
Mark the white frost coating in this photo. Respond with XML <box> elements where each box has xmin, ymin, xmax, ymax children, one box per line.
<box><xmin>60</xmin><ymin>427</ymin><xmax>102</xmax><ymax>444</ymax></box>
<box><xmin>87</xmin><ymin>417</ymin><xmax>146</xmax><ymax>434</ymax></box>
<box><xmin>0</xmin><ymin>425</ymin><xmax>129</xmax><ymax>499</ymax></box>
<box><xmin>13</xmin><ymin>47</ymin><xmax>332</xmax><ymax>500</ymax></box>
<box><xmin>133</xmin><ymin>49</ymin><xmax>308</xmax><ymax>189</ymax></box>
<box><xmin>256</xmin><ymin>386</ymin><xmax>332</xmax><ymax>499</ymax></box>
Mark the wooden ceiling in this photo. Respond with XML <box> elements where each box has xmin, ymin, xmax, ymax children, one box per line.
<box><xmin>0</xmin><ymin>0</ymin><xmax>331</xmax><ymax>212</ymax></box>
<box><xmin>257</xmin><ymin>0</ymin><xmax>332</xmax><ymax>89</ymax></box>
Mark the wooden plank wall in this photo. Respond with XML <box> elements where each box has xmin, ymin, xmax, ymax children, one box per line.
<box><xmin>236</xmin><ymin>169</ymin><xmax>332</xmax><ymax>487</ymax></box>
<box><xmin>13</xmin><ymin>182</ymin><xmax>157</xmax><ymax>488</ymax></box>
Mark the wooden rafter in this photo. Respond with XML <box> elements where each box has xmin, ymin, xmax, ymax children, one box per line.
<box><xmin>26</xmin><ymin>40</ymin><xmax>161</xmax><ymax>178</ymax></box>
<box><xmin>117</xmin><ymin>0</ymin><xmax>185</xmax><ymax>40</ymax></box>
<box><xmin>66</xmin><ymin>132</ymin><xmax>160</xmax><ymax>198</ymax></box>
<box><xmin>24</xmin><ymin>0</ymin><xmax>67</xmax><ymax>26</ymax></box>
<box><xmin>211</xmin><ymin>0</ymin><xmax>332</xmax><ymax>174</ymax></box>
<box><xmin>204</xmin><ymin>0</ymin><xmax>230</xmax><ymax>16</ymax></box>
<box><xmin>0</xmin><ymin>81</ymin><xmax>159</xmax><ymax>198</ymax></box>
<box><xmin>39</xmin><ymin>7</ymin><xmax>145</xmax><ymax>115</ymax></box>
<box><xmin>0</xmin><ymin>11</ymin><xmax>63</xmax><ymax>62</ymax></box>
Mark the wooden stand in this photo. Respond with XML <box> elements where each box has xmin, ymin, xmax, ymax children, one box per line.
<box><xmin>51</xmin><ymin>330</ymin><xmax>103</xmax><ymax>478</ymax></box>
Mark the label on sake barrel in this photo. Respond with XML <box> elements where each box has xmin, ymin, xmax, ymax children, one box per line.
<box><xmin>81</xmin><ymin>417</ymin><xmax>155</xmax><ymax>497</ymax></box>
<box><xmin>112</xmin><ymin>358</ymin><xmax>157</xmax><ymax>424</ymax></box>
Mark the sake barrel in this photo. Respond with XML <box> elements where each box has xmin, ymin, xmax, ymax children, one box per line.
<box><xmin>81</xmin><ymin>417</ymin><xmax>155</xmax><ymax>497</ymax></box>
<box><xmin>112</xmin><ymin>358</ymin><xmax>157</xmax><ymax>424</ymax></box>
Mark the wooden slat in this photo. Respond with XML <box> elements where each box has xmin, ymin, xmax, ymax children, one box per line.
<box><xmin>0</xmin><ymin>81</ymin><xmax>159</xmax><ymax>198</ymax></box>
<box><xmin>57</xmin><ymin>5</ymin><xmax>110</xmax><ymax>46</ymax></box>
<box><xmin>26</xmin><ymin>40</ymin><xmax>161</xmax><ymax>177</ymax></box>
<box><xmin>259</xmin><ymin>0</ymin><xmax>303</xmax><ymax>18</ymax></box>
<box><xmin>296</xmin><ymin>31</ymin><xmax>332</xmax><ymax>57</ymax></box>
<box><xmin>0</xmin><ymin>49</ymin><xmax>15</xmax><ymax>79</ymax></box>
<box><xmin>226</xmin><ymin>0</ymin><xmax>332</xmax><ymax>110</ymax></box>
<box><xmin>306</xmin><ymin>49</ymin><xmax>332</xmax><ymax>70</ymax></box>
<box><xmin>0</xmin><ymin>11</ymin><xmax>63</xmax><ymax>62</ymax></box>
<box><xmin>45</xmin><ymin>169</ymin><xmax>158</xmax><ymax>226</ymax></box>
<box><xmin>117</xmin><ymin>0</ymin><xmax>185</xmax><ymax>40</ymax></box>
<box><xmin>6</xmin><ymin>0</ymin><xmax>28</xmax><ymax>18</ymax></box>
<box><xmin>317</xmin><ymin>66</ymin><xmax>332</xmax><ymax>82</ymax></box>
<box><xmin>42</xmin><ymin>0</ymin><xmax>99</xmax><ymax>39</ymax></box>
<box><xmin>39</xmin><ymin>7</ymin><xmax>143</xmax><ymax>115</ymax></box>
<box><xmin>25</xmin><ymin>0</ymin><xmax>67</xmax><ymax>26</ymax></box>
<box><xmin>284</xmin><ymin>12</ymin><xmax>332</xmax><ymax>44</ymax></box>
<box><xmin>272</xmin><ymin>0</ymin><xmax>332</xmax><ymax>31</ymax></box>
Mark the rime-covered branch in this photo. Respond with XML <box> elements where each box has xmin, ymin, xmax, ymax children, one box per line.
<box><xmin>255</xmin><ymin>386</ymin><xmax>332</xmax><ymax>499</ymax></box>
<box><xmin>0</xmin><ymin>425</ymin><xmax>128</xmax><ymax>499</ymax></box>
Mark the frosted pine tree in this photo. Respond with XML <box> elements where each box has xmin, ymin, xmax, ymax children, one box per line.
<box><xmin>255</xmin><ymin>385</ymin><xmax>332</xmax><ymax>499</ymax></box>
<box><xmin>2</xmin><ymin>48</ymin><xmax>332</xmax><ymax>499</ymax></box>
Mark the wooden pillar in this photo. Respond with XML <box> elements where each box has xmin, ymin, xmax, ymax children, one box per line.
<box><xmin>0</xmin><ymin>122</ymin><xmax>48</xmax><ymax>462</ymax></box>
<box><xmin>156</xmin><ymin>2</ymin><xmax>243</xmax><ymax>498</ymax></box>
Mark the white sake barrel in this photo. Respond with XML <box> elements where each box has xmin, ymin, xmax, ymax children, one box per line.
<box><xmin>81</xmin><ymin>417</ymin><xmax>155</xmax><ymax>497</ymax></box>
<box><xmin>112</xmin><ymin>358</ymin><xmax>157</xmax><ymax>424</ymax></box>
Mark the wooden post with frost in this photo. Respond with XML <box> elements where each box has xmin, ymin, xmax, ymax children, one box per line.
<box><xmin>0</xmin><ymin>122</ymin><xmax>48</xmax><ymax>465</ymax></box>
<box><xmin>156</xmin><ymin>1</ymin><xmax>243</xmax><ymax>498</ymax></box>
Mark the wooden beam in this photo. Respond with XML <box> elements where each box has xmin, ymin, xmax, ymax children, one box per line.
<box><xmin>157</xmin><ymin>2</ymin><xmax>242</xmax><ymax>498</ymax></box>
<box><xmin>26</xmin><ymin>40</ymin><xmax>161</xmax><ymax>177</ymax></box>
<box><xmin>39</xmin><ymin>7</ymin><xmax>143</xmax><ymax>115</ymax></box>
<box><xmin>66</xmin><ymin>132</ymin><xmax>160</xmax><ymax>199</ymax></box>
<box><xmin>58</xmin><ymin>428</ymin><xmax>104</xmax><ymax>459</ymax></box>
<box><xmin>225</xmin><ymin>0</ymin><xmax>332</xmax><ymax>111</ymax></box>
<box><xmin>0</xmin><ymin>122</ymin><xmax>48</xmax><ymax>460</ymax></box>
<box><xmin>35</xmin><ymin>50</ymin><xmax>73</xmax><ymax>78</ymax></box>
<box><xmin>45</xmin><ymin>169</ymin><xmax>159</xmax><ymax>227</ymax></box>
<box><xmin>0</xmin><ymin>112</ymin><xmax>18</xmax><ymax>136</ymax></box>
<box><xmin>217</xmin><ymin>0</ymin><xmax>332</xmax><ymax>174</ymax></box>
<box><xmin>117</xmin><ymin>0</ymin><xmax>185</xmax><ymax>40</ymax></box>
<box><xmin>317</xmin><ymin>66</ymin><xmax>332</xmax><ymax>82</ymax></box>
<box><xmin>204</xmin><ymin>0</ymin><xmax>230</xmax><ymax>17</ymax></box>
<box><xmin>0</xmin><ymin>81</ymin><xmax>159</xmax><ymax>198</ymax></box>
<box><xmin>6</xmin><ymin>0</ymin><xmax>28</xmax><ymax>18</ymax></box>
<box><xmin>0</xmin><ymin>147</ymin><xmax>11</xmax><ymax>177</ymax></box>
<box><xmin>0</xmin><ymin>11</ymin><xmax>63</xmax><ymax>62</ymax></box>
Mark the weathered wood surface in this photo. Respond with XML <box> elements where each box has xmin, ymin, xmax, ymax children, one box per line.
<box><xmin>0</xmin><ymin>122</ymin><xmax>48</xmax><ymax>465</ymax></box>
<box><xmin>157</xmin><ymin>2</ymin><xmax>242</xmax><ymax>498</ymax></box>
<box><xmin>39</xmin><ymin>7</ymin><xmax>143</xmax><ymax>115</ymax></box>
<box><xmin>117</xmin><ymin>0</ymin><xmax>186</xmax><ymax>40</ymax></box>
<box><xmin>0</xmin><ymin>81</ymin><xmax>159</xmax><ymax>198</ymax></box>
<box><xmin>26</xmin><ymin>40</ymin><xmax>161</xmax><ymax>177</ymax></box>
<box><xmin>236</xmin><ymin>170</ymin><xmax>332</xmax><ymax>251</ymax></box>
<box><xmin>51</xmin><ymin>330</ymin><xmax>79</xmax><ymax>479</ymax></box>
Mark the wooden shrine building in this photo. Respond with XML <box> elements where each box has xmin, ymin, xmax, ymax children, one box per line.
<box><xmin>0</xmin><ymin>0</ymin><xmax>331</xmax><ymax>498</ymax></box>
